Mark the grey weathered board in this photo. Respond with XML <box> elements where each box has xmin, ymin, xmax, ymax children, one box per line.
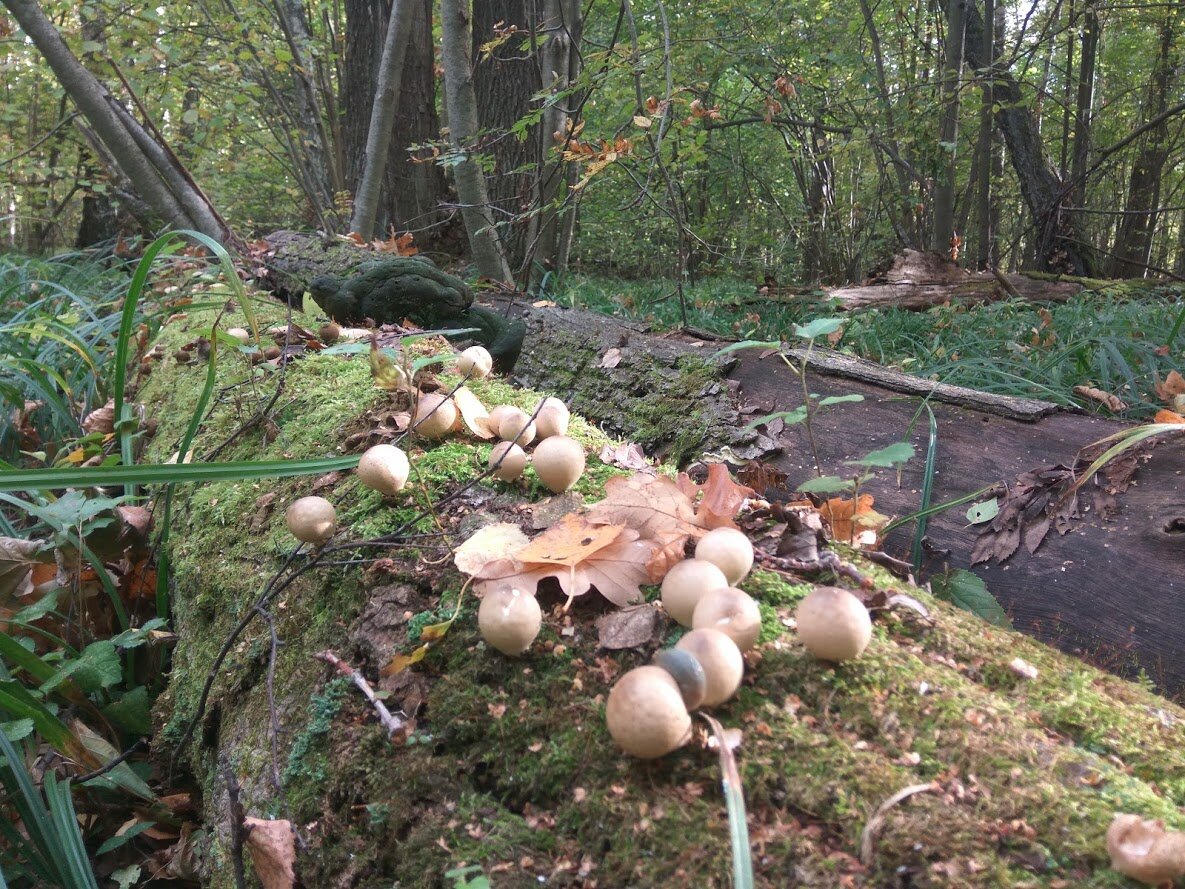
<box><xmin>503</xmin><ymin>299</ymin><xmax>1185</xmax><ymax>697</ymax></box>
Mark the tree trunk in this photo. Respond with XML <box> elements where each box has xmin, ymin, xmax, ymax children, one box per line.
<box><xmin>961</xmin><ymin>0</ymin><xmax>1093</xmax><ymax>275</ymax></box>
<box><xmin>348</xmin><ymin>0</ymin><xmax>412</xmax><ymax>239</ymax></box>
<box><xmin>973</xmin><ymin>0</ymin><xmax>998</xmax><ymax>269</ymax></box>
<box><xmin>1069</xmin><ymin>3</ymin><xmax>1099</xmax><ymax>209</ymax></box>
<box><xmin>1110</xmin><ymin>3</ymin><xmax>1180</xmax><ymax>277</ymax></box>
<box><xmin>933</xmin><ymin>0</ymin><xmax>966</xmax><ymax>256</ymax></box>
<box><xmin>2</xmin><ymin>0</ymin><xmax>233</xmax><ymax>244</ymax></box>
<box><xmin>440</xmin><ymin>0</ymin><xmax>513</xmax><ymax>282</ymax></box>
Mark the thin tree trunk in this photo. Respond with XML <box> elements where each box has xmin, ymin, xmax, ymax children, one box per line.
<box><xmin>1110</xmin><ymin>2</ymin><xmax>1181</xmax><ymax>277</ymax></box>
<box><xmin>349</xmin><ymin>0</ymin><xmax>412</xmax><ymax>238</ymax></box>
<box><xmin>2</xmin><ymin>0</ymin><xmax>232</xmax><ymax>243</ymax></box>
<box><xmin>1069</xmin><ymin>3</ymin><xmax>1098</xmax><ymax>208</ymax></box>
<box><xmin>440</xmin><ymin>0</ymin><xmax>513</xmax><ymax>281</ymax></box>
<box><xmin>974</xmin><ymin>0</ymin><xmax>996</xmax><ymax>269</ymax></box>
<box><xmin>933</xmin><ymin>0</ymin><xmax>966</xmax><ymax>255</ymax></box>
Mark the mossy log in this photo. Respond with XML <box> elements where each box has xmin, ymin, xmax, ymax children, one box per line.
<box><xmin>142</xmin><ymin>294</ymin><xmax>1184</xmax><ymax>889</ymax></box>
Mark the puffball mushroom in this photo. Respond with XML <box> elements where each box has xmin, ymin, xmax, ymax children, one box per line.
<box><xmin>531</xmin><ymin>436</ymin><xmax>586</xmax><ymax>493</ymax></box>
<box><xmin>652</xmin><ymin>648</ymin><xmax>707</xmax><ymax>710</ymax></box>
<box><xmin>605</xmin><ymin>665</ymin><xmax>693</xmax><ymax>758</ymax></box>
<box><xmin>226</xmin><ymin>327</ymin><xmax>251</xmax><ymax>345</ymax></box>
<box><xmin>534</xmin><ymin>397</ymin><xmax>570</xmax><ymax>439</ymax></box>
<box><xmin>1106</xmin><ymin>814</ymin><xmax>1185</xmax><ymax>885</ymax></box>
<box><xmin>412</xmin><ymin>393</ymin><xmax>458</xmax><ymax>439</ymax></box>
<box><xmin>695</xmin><ymin>527</ymin><xmax>754</xmax><ymax>585</ymax></box>
<box><xmin>285</xmin><ymin>496</ymin><xmax>337</xmax><ymax>545</ymax></box>
<box><xmin>456</xmin><ymin>345</ymin><xmax>493</xmax><ymax>379</ymax></box>
<box><xmin>478</xmin><ymin>587</ymin><xmax>542</xmax><ymax>656</ymax></box>
<box><xmin>497</xmin><ymin>407</ymin><xmax>536</xmax><ymax>447</ymax></box>
<box><xmin>356</xmin><ymin>444</ymin><xmax>410</xmax><ymax>495</ymax></box>
<box><xmin>675</xmin><ymin>629</ymin><xmax>744</xmax><ymax>707</ymax></box>
<box><xmin>488</xmin><ymin>441</ymin><xmax>528</xmax><ymax>481</ymax></box>
<box><xmin>485</xmin><ymin>405</ymin><xmax>518</xmax><ymax>437</ymax></box>
<box><xmin>795</xmin><ymin>586</ymin><xmax>872</xmax><ymax>662</ymax></box>
<box><xmin>692</xmin><ymin>587</ymin><xmax>762</xmax><ymax>651</ymax></box>
<box><xmin>660</xmin><ymin>559</ymin><xmax>729</xmax><ymax>627</ymax></box>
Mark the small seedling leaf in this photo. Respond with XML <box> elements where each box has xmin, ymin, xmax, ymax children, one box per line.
<box><xmin>796</xmin><ymin>475</ymin><xmax>852</xmax><ymax>495</ymax></box>
<box><xmin>847</xmin><ymin>442</ymin><xmax>915</xmax><ymax>468</ymax></box>
<box><xmin>935</xmin><ymin>569</ymin><xmax>1012</xmax><ymax>628</ymax></box>
<box><xmin>966</xmin><ymin>499</ymin><xmax>1000</xmax><ymax>525</ymax></box>
<box><xmin>793</xmin><ymin>317</ymin><xmax>844</xmax><ymax>339</ymax></box>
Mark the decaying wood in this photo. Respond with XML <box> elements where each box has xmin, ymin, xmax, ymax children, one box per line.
<box><xmin>504</xmin><ymin>298</ymin><xmax>1185</xmax><ymax>695</ymax></box>
<box><xmin>826</xmin><ymin>249</ymin><xmax>1082</xmax><ymax>310</ymax></box>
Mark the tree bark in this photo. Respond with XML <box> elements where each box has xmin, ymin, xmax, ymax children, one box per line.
<box><xmin>1110</xmin><ymin>3</ymin><xmax>1181</xmax><ymax>277</ymax></box>
<box><xmin>348</xmin><ymin>0</ymin><xmax>412</xmax><ymax>238</ymax></box>
<box><xmin>440</xmin><ymin>0</ymin><xmax>513</xmax><ymax>282</ymax></box>
<box><xmin>973</xmin><ymin>0</ymin><xmax>998</xmax><ymax>269</ymax></box>
<box><xmin>2</xmin><ymin>0</ymin><xmax>233</xmax><ymax>243</ymax></box>
<box><xmin>933</xmin><ymin>0</ymin><xmax>966</xmax><ymax>255</ymax></box>
<box><xmin>1069</xmin><ymin>3</ymin><xmax>1099</xmax><ymax>209</ymax></box>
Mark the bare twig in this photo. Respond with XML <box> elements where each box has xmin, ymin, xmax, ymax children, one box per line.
<box><xmin>74</xmin><ymin>737</ymin><xmax>147</xmax><ymax>783</ymax></box>
<box><xmin>859</xmin><ymin>782</ymin><xmax>938</xmax><ymax>866</ymax></box>
<box><xmin>315</xmin><ymin>650</ymin><xmax>407</xmax><ymax>741</ymax></box>
<box><xmin>220</xmin><ymin>756</ymin><xmax>248</xmax><ymax>889</ymax></box>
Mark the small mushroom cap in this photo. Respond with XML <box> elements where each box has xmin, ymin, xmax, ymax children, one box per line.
<box><xmin>674</xmin><ymin>628</ymin><xmax>744</xmax><ymax>707</ymax></box>
<box><xmin>412</xmin><ymin>393</ymin><xmax>458</xmax><ymax>439</ymax></box>
<box><xmin>660</xmin><ymin>559</ymin><xmax>729</xmax><ymax>627</ymax></box>
<box><xmin>694</xmin><ymin>527</ymin><xmax>755</xmax><ymax>585</ymax></box>
<box><xmin>605</xmin><ymin>665</ymin><xmax>692</xmax><ymax>758</ymax></box>
<box><xmin>652</xmin><ymin>648</ymin><xmax>708</xmax><ymax>710</ymax></box>
<box><xmin>485</xmin><ymin>405</ymin><xmax>518</xmax><ymax>437</ymax></box>
<box><xmin>532</xmin><ymin>436</ymin><xmax>586</xmax><ymax>493</ymax></box>
<box><xmin>534</xmin><ymin>397</ymin><xmax>570</xmax><ymax>439</ymax></box>
<box><xmin>226</xmin><ymin>327</ymin><xmax>251</xmax><ymax>345</ymax></box>
<box><xmin>318</xmin><ymin>322</ymin><xmax>341</xmax><ymax>344</ymax></box>
<box><xmin>285</xmin><ymin>496</ymin><xmax>337</xmax><ymax>544</ymax></box>
<box><xmin>478</xmin><ymin>587</ymin><xmax>542</xmax><ymax>656</ymax></box>
<box><xmin>497</xmin><ymin>407</ymin><xmax>537</xmax><ymax>446</ymax></box>
<box><xmin>488</xmin><ymin>441</ymin><xmax>528</xmax><ymax>481</ymax></box>
<box><xmin>357</xmin><ymin>444</ymin><xmax>410</xmax><ymax>495</ymax></box>
<box><xmin>1106</xmin><ymin>814</ymin><xmax>1185</xmax><ymax>885</ymax></box>
<box><xmin>457</xmin><ymin>345</ymin><xmax>493</xmax><ymax>379</ymax></box>
<box><xmin>692</xmin><ymin>587</ymin><xmax>762</xmax><ymax>651</ymax></box>
<box><xmin>795</xmin><ymin>586</ymin><xmax>872</xmax><ymax>662</ymax></box>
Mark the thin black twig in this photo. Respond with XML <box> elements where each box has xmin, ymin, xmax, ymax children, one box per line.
<box><xmin>74</xmin><ymin>737</ymin><xmax>147</xmax><ymax>783</ymax></box>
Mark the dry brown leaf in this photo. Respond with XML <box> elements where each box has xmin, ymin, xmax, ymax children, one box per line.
<box><xmin>0</xmin><ymin>537</ymin><xmax>49</xmax><ymax>603</ymax></box>
<box><xmin>599</xmin><ymin>347</ymin><xmax>622</xmax><ymax>369</ymax></box>
<box><xmin>645</xmin><ymin>529</ymin><xmax>689</xmax><ymax>582</ymax></box>
<box><xmin>1106</xmin><ymin>814</ymin><xmax>1185</xmax><ymax>885</ymax></box>
<box><xmin>454</xmin><ymin>523</ymin><xmax>529</xmax><ymax>576</ymax></box>
<box><xmin>596</xmin><ymin>605</ymin><xmax>663</xmax><ymax>649</ymax></box>
<box><xmin>244</xmin><ymin>818</ymin><xmax>297</xmax><ymax>889</ymax></box>
<box><xmin>598</xmin><ymin>442</ymin><xmax>652</xmax><ymax>471</ymax></box>
<box><xmin>820</xmin><ymin>494</ymin><xmax>888</xmax><ymax>549</ymax></box>
<box><xmin>1153</xmin><ymin>369</ymin><xmax>1185</xmax><ymax>400</ymax></box>
<box><xmin>676</xmin><ymin>463</ymin><xmax>755</xmax><ymax>529</ymax></box>
<box><xmin>1153</xmin><ymin>409</ymin><xmax>1185</xmax><ymax>424</ymax></box>
<box><xmin>453</xmin><ymin>386</ymin><xmax>493</xmax><ymax>438</ymax></box>
<box><xmin>587</xmin><ymin>473</ymin><xmax>698</xmax><ymax>540</ymax></box>
<box><xmin>1073</xmin><ymin>385</ymin><xmax>1127</xmax><ymax>412</ymax></box>
<box><xmin>478</xmin><ymin>515</ymin><xmax>655</xmax><ymax>606</ymax></box>
<box><xmin>81</xmin><ymin>400</ymin><xmax>115</xmax><ymax>435</ymax></box>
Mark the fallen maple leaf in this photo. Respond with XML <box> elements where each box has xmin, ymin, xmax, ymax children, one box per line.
<box><xmin>587</xmin><ymin>473</ymin><xmax>698</xmax><ymax>540</ymax></box>
<box><xmin>676</xmin><ymin>462</ymin><xmax>756</xmax><ymax>529</ymax></box>
<box><xmin>820</xmin><ymin>494</ymin><xmax>888</xmax><ymax>549</ymax></box>
<box><xmin>244</xmin><ymin>818</ymin><xmax>297</xmax><ymax>889</ymax></box>
<box><xmin>478</xmin><ymin>514</ymin><xmax>655</xmax><ymax>606</ymax></box>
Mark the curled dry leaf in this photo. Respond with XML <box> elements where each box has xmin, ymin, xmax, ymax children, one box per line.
<box><xmin>1153</xmin><ymin>369</ymin><xmax>1185</xmax><ymax>401</ymax></box>
<box><xmin>1073</xmin><ymin>385</ymin><xmax>1128</xmax><ymax>412</ymax></box>
<box><xmin>82</xmin><ymin>400</ymin><xmax>116</xmax><ymax>435</ymax></box>
<box><xmin>452</xmin><ymin>386</ymin><xmax>494</xmax><ymax>438</ymax></box>
<box><xmin>676</xmin><ymin>462</ymin><xmax>756</xmax><ymax>529</ymax></box>
<box><xmin>821</xmin><ymin>494</ymin><xmax>888</xmax><ymax>549</ymax></box>
<box><xmin>599</xmin><ymin>442</ymin><xmax>652</xmax><ymax>472</ymax></box>
<box><xmin>1153</xmin><ymin>409</ymin><xmax>1185</xmax><ymax>424</ymax></box>
<box><xmin>244</xmin><ymin>817</ymin><xmax>297</xmax><ymax>889</ymax></box>
<box><xmin>0</xmin><ymin>537</ymin><xmax>51</xmax><ymax>602</ymax></box>
<box><xmin>454</xmin><ymin>523</ymin><xmax>529</xmax><ymax>576</ymax></box>
<box><xmin>1106</xmin><ymin>814</ymin><xmax>1185</xmax><ymax>885</ymax></box>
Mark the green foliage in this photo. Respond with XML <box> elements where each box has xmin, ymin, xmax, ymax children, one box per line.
<box><xmin>932</xmin><ymin>569</ymin><xmax>1013</xmax><ymax>629</ymax></box>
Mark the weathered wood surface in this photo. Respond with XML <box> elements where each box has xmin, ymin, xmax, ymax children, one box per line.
<box><xmin>503</xmin><ymin>298</ymin><xmax>1185</xmax><ymax>695</ymax></box>
<box><xmin>827</xmin><ymin>249</ymin><xmax>1082</xmax><ymax>310</ymax></box>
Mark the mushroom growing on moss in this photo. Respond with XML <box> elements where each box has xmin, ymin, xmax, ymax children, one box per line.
<box><xmin>660</xmin><ymin>559</ymin><xmax>729</xmax><ymax>627</ymax></box>
<box><xmin>412</xmin><ymin>393</ymin><xmax>458</xmax><ymax>439</ymax></box>
<box><xmin>674</xmin><ymin>628</ymin><xmax>744</xmax><ymax>707</ymax></box>
<box><xmin>456</xmin><ymin>345</ymin><xmax>493</xmax><ymax>379</ymax></box>
<box><xmin>534</xmin><ymin>397</ymin><xmax>570</xmax><ymax>439</ymax></box>
<box><xmin>692</xmin><ymin>586</ymin><xmax>762</xmax><ymax>651</ymax></box>
<box><xmin>652</xmin><ymin>648</ymin><xmax>707</xmax><ymax>710</ymax></box>
<box><xmin>488</xmin><ymin>441</ymin><xmax>527</xmax><ymax>481</ymax></box>
<box><xmin>1106</xmin><ymin>814</ymin><xmax>1185</xmax><ymax>885</ymax></box>
<box><xmin>531</xmin><ymin>436</ymin><xmax>585</xmax><ymax>493</ymax></box>
<box><xmin>497</xmin><ymin>407</ymin><xmax>536</xmax><ymax>447</ymax></box>
<box><xmin>694</xmin><ymin>527</ymin><xmax>754</xmax><ymax>585</ymax></box>
<box><xmin>795</xmin><ymin>586</ymin><xmax>872</xmax><ymax>662</ymax></box>
<box><xmin>356</xmin><ymin>444</ymin><xmax>410</xmax><ymax>496</ymax></box>
<box><xmin>605</xmin><ymin>665</ymin><xmax>693</xmax><ymax>758</ymax></box>
<box><xmin>478</xmin><ymin>587</ymin><xmax>542</xmax><ymax>656</ymax></box>
<box><xmin>285</xmin><ymin>496</ymin><xmax>337</xmax><ymax>545</ymax></box>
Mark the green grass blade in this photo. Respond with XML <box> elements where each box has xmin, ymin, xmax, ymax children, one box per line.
<box><xmin>910</xmin><ymin>405</ymin><xmax>938</xmax><ymax>575</ymax></box>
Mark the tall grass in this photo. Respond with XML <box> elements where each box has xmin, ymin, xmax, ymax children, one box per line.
<box><xmin>557</xmin><ymin>273</ymin><xmax>1184</xmax><ymax>418</ymax></box>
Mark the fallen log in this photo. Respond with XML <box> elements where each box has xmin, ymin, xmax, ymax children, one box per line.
<box><xmin>503</xmin><ymin>299</ymin><xmax>1185</xmax><ymax>696</ymax></box>
<box><xmin>142</xmin><ymin>289</ymin><xmax>1185</xmax><ymax>888</ymax></box>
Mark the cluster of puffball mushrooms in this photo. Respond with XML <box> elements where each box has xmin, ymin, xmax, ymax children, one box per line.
<box><xmin>282</xmin><ymin>345</ymin><xmax>590</xmax><ymax>548</ymax></box>
<box><xmin>281</xmin><ymin>342</ymin><xmax>877</xmax><ymax>762</ymax></box>
<box><xmin>607</xmin><ymin>535</ymin><xmax>874</xmax><ymax>758</ymax></box>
